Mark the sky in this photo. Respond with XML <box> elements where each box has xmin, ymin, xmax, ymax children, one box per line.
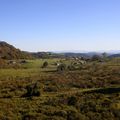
<box><xmin>0</xmin><ymin>0</ymin><xmax>120</xmax><ymax>52</ymax></box>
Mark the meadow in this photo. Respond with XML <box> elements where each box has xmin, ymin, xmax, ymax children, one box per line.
<box><xmin>0</xmin><ymin>58</ymin><xmax>120</xmax><ymax>120</ymax></box>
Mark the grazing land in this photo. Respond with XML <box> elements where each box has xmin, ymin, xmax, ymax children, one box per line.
<box><xmin>0</xmin><ymin>57</ymin><xmax>120</xmax><ymax>120</ymax></box>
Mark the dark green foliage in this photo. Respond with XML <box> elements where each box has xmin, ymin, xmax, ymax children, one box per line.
<box><xmin>91</xmin><ymin>55</ymin><xmax>102</xmax><ymax>61</ymax></box>
<box><xmin>57</xmin><ymin>63</ymin><xmax>66</xmax><ymax>72</ymax></box>
<box><xmin>85</xmin><ymin>87</ymin><xmax>120</xmax><ymax>94</ymax></box>
<box><xmin>68</xmin><ymin>96</ymin><xmax>78</xmax><ymax>106</ymax></box>
<box><xmin>42</xmin><ymin>61</ymin><xmax>48</xmax><ymax>68</ymax></box>
<box><xmin>43</xmin><ymin>86</ymin><xmax>58</xmax><ymax>92</ymax></box>
<box><xmin>67</xmin><ymin>64</ymin><xmax>75</xmax><ymax>71</ymax></box>
<box><xmin>24</xmin><ymin>82</ymin><xmax>41</xmax><ymax>98</ymax></box>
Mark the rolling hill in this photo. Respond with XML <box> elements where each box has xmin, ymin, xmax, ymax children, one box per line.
<box><xmin>0</xmin><ymin>41</ymin><xmax>33</xmax><ymax>59</ymax></box>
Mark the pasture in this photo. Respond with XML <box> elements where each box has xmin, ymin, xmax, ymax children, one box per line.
<box><xmin>0</xmin><ymin>58</ymin><xmax>120</xmax><ymax>120</ymax></box>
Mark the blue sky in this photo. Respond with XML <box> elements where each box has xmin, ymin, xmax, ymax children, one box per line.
<box><xmin>0</xmin><ymin>0</ymin><xmax>120</xmax><ymax>52</ymax></box>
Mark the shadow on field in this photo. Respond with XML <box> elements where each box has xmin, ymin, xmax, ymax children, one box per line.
<box><xmin>43</xmin><ymin>70</ymin><xmax>57</xmax><ymax>73</ymax></box>
<box><xmin>84</xmin><ymin>87</ymin><xmax>120</xmax><ymax>94</ymax></box>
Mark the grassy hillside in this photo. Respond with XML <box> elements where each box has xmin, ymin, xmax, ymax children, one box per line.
<box><xmin>0</xmin><ymin>41</ymin><xmax>33</xmax><ymax>59</ymax></box>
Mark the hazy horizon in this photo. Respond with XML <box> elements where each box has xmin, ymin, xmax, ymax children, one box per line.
<box><xmin>0</xmin><ymin>0</ymin><xmax>120</xmax><ymax>52</ymax></box>
<box><xmin>1</xmin><ymin>40</ymin><xmax>120</xmax><ymax>53</ymax></box>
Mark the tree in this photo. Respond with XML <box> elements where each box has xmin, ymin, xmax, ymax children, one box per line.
<box><xmin>42</xmin><ymin>61</ymin><xmax>48</xmax><ymax>68</ymax></box>
<box><xmin>102</xmin><ymin>52</ymin><xmax>108</xmax><ymax>61</ymax></box>
<box><xmin>57</xmin><ymin>63</ymin><xmax>66</xmax><ymax>72</ymax></box>
<box><xmin>91</xmin><ymin>55</ymin><xmax>102</xmax><ymax>61</ymax></box>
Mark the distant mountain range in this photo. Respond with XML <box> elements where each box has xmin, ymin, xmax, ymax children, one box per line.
<box><xmin>63</xmin><ymin>52</ymin><xmax>120</xmax><ymax>58</ymax></box>
<box><xmin>54</xmin><ymin>50</ymin><xmax>120</xmax><ymax>54</ymax></box>
<box><xmin>109</xmin><ymin>54</ymin><xmax>120</xmax><ymax>58</ymax></box>
<box><xmin>0</xmin><ymin>41</ymin><xmax>120</xmax><ymax>59</ymax></box>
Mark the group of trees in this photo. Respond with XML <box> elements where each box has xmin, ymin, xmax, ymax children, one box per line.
<box><xmin>41</xmin><ymin>61</ymin><xmax>82</xmax><ymax>72</ymax></box>
<box><xmin>91</xmin><ymin>53</ymin><xmax>108</xmax><ymax>61</ymax></box>
<box><xmin>41</xmin><ymin>61</ymin><xmax>66</xmax><ymax>72</ymax></box>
